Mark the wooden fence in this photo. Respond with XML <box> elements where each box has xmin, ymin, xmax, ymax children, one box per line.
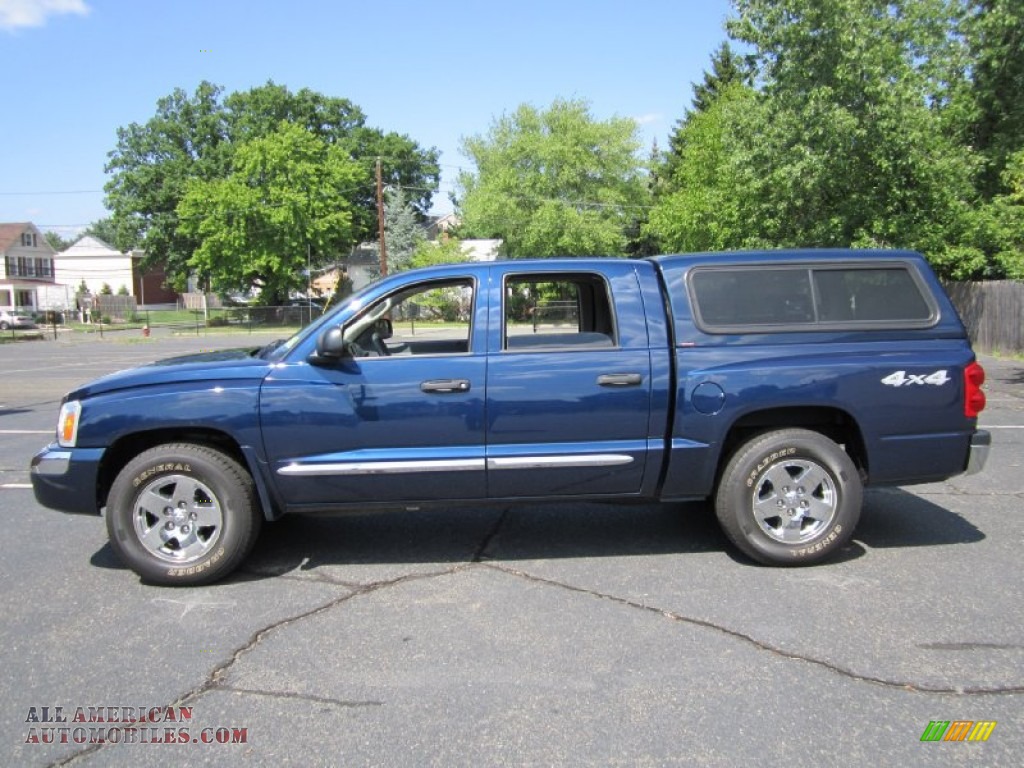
<box><xmin>944</xmin><ymin>281</ymin><xmax>1024</xmax><ymax>355</ymax></box>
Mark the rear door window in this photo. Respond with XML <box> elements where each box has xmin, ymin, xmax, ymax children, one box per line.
<box><xmin>503</xmin><ymin>274</ymin><xmax>617</xmax><ymax>350</ymax></box>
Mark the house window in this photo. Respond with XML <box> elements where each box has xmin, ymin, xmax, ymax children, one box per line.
<box><xmin>35</xmin><ymin>258</ymin><xmax>52</xmax><ymax>278</ymax></box>
<box><xmin>20</xmin><ymin>233</ymin><xmax>37</xmax><ymax>247</ymax></box>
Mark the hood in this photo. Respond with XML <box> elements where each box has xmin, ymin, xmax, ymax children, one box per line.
<box><xmin>68</xmin><ymin>346</ymin><xmax>275</xmax><ymax>400</ymax></box>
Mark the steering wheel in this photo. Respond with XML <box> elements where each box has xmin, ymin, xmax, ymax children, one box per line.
<box><xmin>370</xmin><ymin>332</ymin><xmax>390</xmax><ymax>357</ymax></box>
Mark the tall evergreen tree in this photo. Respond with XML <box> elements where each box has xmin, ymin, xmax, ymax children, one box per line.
<box><xmin>370</xmin><ymin>186</ymin><xmax>427</xmax><ymax>276</ymax></box>
<box><xmin>664</xmin><ymin>41</ymin><xmax>751</xmax><ymax>184</ymax></box>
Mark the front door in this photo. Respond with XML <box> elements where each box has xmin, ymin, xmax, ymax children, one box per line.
<box><xmin>260</xmin><ymin>277</ymin><xmax>488</xmax><ymax>508</ymax></box>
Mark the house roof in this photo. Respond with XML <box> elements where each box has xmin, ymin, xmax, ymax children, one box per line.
<box><xmin>0</xmin><ymin>222</ymin><xmax>32</xmax><ymax>252</ymax></box>
<box><xmin>58</xmin><ymin>235</ymin><xmax>136</xmax><ymax>259</ymax></box>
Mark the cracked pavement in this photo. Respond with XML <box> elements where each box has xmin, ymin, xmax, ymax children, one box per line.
<box><xmin>0</xmin><ymin>334</ymin><xmax>1021</xmax><ymax>766</ymax></box>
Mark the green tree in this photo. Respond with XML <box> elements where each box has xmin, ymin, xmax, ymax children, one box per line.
<box><xmin>176</xmin><ymin>122</ymin><xmax>362</xmax><ymax>304</ymax></box>
<box><xmin>43</xmin><ymin>231</ymin><xmax>73</xmax><ymax>251</ymax></box>
<box><xmin>408</xmin><ymin>236</ymin><xmax>469</xmax><ymax>270</ymax></box>
<box><xmin>85</xmin><ymin>217</ymin><xmax>135</xmax><ymax>250</ymax></box>
<box><xmin>456</xmin><ymin>99</ymin><xmax>648</xmax><ymax>257</ymax></box>
<box><xmin>370</xmin><ymin>186</ymin><xmax>426</xmax><ymax>276</ymax></box>
<box><xmin>663</xmin><ymin>41</ymin><xmax>752</xmax><ymax>184</ymax></box>
<box><xmin>647</xmin><ymin>83</ymin><xmax>760</xmax><ymax>252</ymax></box>
<box><xmin>725</xmin><ymin>0</ymin><xmax>977</xmax><ymax>273</ymax></box>
<box><xmin>222</xmin><ymin>83</ymin><xmax>440</xmax><ymax>232</ymax></box>
<box><xmin>105</xmin><ymin>81</ymin><xmax>440</xmax><ymax>290</ymax></box>
<box><xmin>975</xmin><ymin>149</ymin><xmax>1024</xmax><ymax>278</ymax></box>
<box><xmin>960</xmin><ymin>0</ymin><xmax>1024</xmax><ymax>199</ymax></box>
<box><xmin>105</xmin><ymin>82</ymin><xmax>228</xmax><ymax>288</ymax></box>
<box><xmin>690</xmin><ymin>41</ymin><xmax>751</xmax><ymax>115</ymax></box>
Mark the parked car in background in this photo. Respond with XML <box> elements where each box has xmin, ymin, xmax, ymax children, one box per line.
<box><xmin>0</xmin><ymin>310</ymin><xmax>37</xmax><ymax>330</ymax></box>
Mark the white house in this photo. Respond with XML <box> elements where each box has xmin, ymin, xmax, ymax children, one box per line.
<box><xmin>54</xmin><ymin>235</ymin><xmax>138</xmax><ymax>297</ymax></box>
<box><xmin>52</xmin><ymin>236</ymin><xmax>178</xmax><ymax>308</ymax></box>
<box><xmin>0</xmin><ymin>222</ymin><xmax>57</xmax><ymax>312</ymax></box>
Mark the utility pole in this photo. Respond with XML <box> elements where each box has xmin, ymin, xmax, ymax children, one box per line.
<box><xmin>376</xmin><ymin>157</ymin><xmax>388</xmax><ymax>277</ymax></box>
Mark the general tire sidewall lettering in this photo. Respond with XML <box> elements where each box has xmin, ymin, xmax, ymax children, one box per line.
<box><xmin>105</xmin><ymin>444</ymin><xmax>260</xmax><ymax>586</ymax></box>
<box><xmin>715</xmin><ymin>429</ymin><xmax>862</xmax><ymax>566</ymax></box>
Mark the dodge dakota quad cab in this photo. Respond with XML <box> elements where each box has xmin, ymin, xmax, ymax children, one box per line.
<box><xmin>31</xmin><ymin>250</ymin><xmax>990</xmax><ymax>585</ymax></box>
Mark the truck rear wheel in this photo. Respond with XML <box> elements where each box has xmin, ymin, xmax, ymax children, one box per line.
<box><xmin>715</xmin><ymin>429</ymin><xmax>861</xmax><ymax>565</ymax></box>
<box><xmin>105</xmin><ymin>443</ymin><xmax>261</xmax><ymax>585</ymax></box>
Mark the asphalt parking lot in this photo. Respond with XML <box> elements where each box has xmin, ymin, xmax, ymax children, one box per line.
<box><xmin>0</xmin><ymin>330</ymin><xmax>1021</xmax><ymax>767</ymax></box>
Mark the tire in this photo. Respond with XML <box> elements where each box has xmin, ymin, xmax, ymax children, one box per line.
<box><xmin>715</xmin><ymin>429</ymin><xmax>861</xmax><ymax>565</ymax></box>
<box><xmin>105</xmin><ymin>443</ymin><xmax>262</xmax><ymax>585</ymax></box>
<box><xmin>0</xmin><ymin>322</ymin><xmax>8</xmax><ymax>330</ymax></box>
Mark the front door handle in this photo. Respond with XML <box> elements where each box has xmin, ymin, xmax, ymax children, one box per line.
<box><xmin>420</xmin><ymin>379</ymin><xmax>471</xmax><ymax>393</ymax></box>
<box><xmin>597</xmin><ymin>373</ymin><xmax>643</xmax><ymax>387</ymax></box>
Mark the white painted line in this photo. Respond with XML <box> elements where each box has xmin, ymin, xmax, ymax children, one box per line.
<box><xmin>985</xmin><ymin>426</ymin><xmax>1024</xmax><ymax>429</ymax></box>
<box><xmin>0</xmin><ymin>429</ymin><xmax>52</xmax><ymax>435</ymax></box>
<box><xmin>0</xmin><ymin>483</ymin><xmax>32</xmax><ymax>489</ymax></box>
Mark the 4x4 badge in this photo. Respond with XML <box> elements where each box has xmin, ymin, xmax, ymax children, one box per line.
<box><xmin>881</xmin><ymin>370</ymin><xmax>951</xmax><ymax>387</ymax></box>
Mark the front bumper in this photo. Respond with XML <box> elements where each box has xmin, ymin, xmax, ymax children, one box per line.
<box><xmin>30</xmin><ymin>444</ymin><xmax>104</xmax><ymax>515</ymax></box>
<box><xmin>964</xmin><ymin>430</ymin><xmax>991</xmax><ymax>476</ymax></box>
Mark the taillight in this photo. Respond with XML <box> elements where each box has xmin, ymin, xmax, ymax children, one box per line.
<box><xmin>964</xmin><ymin>362</ymin><xmax>986</xmax><ymax>418</ymax></box>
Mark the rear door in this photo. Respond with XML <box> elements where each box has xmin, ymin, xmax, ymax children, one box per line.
<box><xmin>484</xmin><ymin>262</ymin><xmax>655</xmax><ymax>499</ymax></box>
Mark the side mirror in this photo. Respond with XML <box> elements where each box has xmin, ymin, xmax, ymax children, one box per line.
<box><xmin>312</xmin><ymin>326</ymin><xmax>348</xmax><ymax>363</ymax></box>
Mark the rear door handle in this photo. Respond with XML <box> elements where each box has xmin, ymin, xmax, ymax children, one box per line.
<box><xmin>420</xmin><ymin>379</ymin><xmax>471</xmax><ymax>393</ymax></box>
<box><xmin>597</xmin><ymin>373</ymin><xmax>643</xmax><ymax>387</ymax></box>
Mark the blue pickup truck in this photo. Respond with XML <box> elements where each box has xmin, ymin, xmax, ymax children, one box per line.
<box><xmin>31</xmin><ymin>250</ymin><xmax>990</xmax><ymax>585</ymax></box>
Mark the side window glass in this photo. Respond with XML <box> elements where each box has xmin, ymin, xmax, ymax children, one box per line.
<box><xmin>348</xmin><ymin>280</ymin><xmax>473</xmax><ymax>357</ymax></box>
<box><xmin>504</xmin><ymin>274</ymin><xmax>617</xmax><ymax>351</ymax></box>
<box><xmin>813</xmin><ymin>268</ymin><xmax>933</xmax><ymax>322</ymax></box>
<box><xmin>691</xmin><ymin>268</ymin><xmax>815</xmax><ymax>327</ymax></box>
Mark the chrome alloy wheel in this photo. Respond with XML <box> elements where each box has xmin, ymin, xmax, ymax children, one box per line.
<box><xmin>751</xmin><ymin>457</ymin><xmax>838</xmax><ymax>544</ymax></box>
<box><xmin>131</xmin><ymin>473</ymin><xmax>224</xmax><ymax>564</ymax></box>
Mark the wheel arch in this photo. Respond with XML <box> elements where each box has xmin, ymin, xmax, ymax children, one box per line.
<box><xmin>717</xmin><ymin>406</ymin><xmax>868</xmax><ymax>485</ymax></box>
<box><xmin>98</xmin><ymin>428</ymin><xmax>279</xmax><ymax>520</ymax></box>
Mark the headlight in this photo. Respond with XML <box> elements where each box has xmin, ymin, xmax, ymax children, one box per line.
<box><xmin>57</xmin><ymin>400</ymin><xmax>81</xmax><ymax>447</ymax></box>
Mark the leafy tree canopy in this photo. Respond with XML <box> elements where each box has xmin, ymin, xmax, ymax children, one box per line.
<box><xmin>456</xmin><ymin>99</ymin><xmax>648</xmax><ymax>258</ymax></box>
<box><xmin>104</xmin><ymin>81</ymin><xmax>439</xmax><ymax>291</ymax></box>
<box><xmin>176</xmin><ymin>122</ymin><xmax>362</xmax><ymax>304</ymax></box>
<box><xmin>960</xmin><ymin>0</ymin><xmax>1024</xmax><ymax>199</ymax></box>
<box><xmin>43</xmin><ymin>231</ymin><xmax>73</xmax><ymax>251</ymax></box>
<box><xmin>648</xmin><ymin>0</ymin><xmax>1013</xmax><ymax>277</ymax></box>
<box><xmin>647</xmin><ymin>83</ymin><xmax>760</xmax><ymax>252</ymax></box>
<box><xmin>408</xmin><ymin>236</ymin><xmax>469</xmax><ymax>271</ymax></box>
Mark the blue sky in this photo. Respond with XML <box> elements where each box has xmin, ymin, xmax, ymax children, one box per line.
<box><xmin>1</xmin><ymin>0</ymin><xmax>733</xmax><ymax>237</ymax></box>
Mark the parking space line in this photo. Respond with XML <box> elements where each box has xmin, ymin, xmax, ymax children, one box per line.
<box><xmin>0</xmin><ymin>430</ymin><xmax>52</xmax><ymax>435</ymax></box>
<box><xmin>1</xmin><ymin>483</ymin><xmax>32</xmax><ymax>489</ymax></box>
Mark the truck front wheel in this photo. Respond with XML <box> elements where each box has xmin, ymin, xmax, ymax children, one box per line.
<box><xmin>715</xmin><ymin>429</ymin><xmax>861</xmax><ymax>565</ymax></box>
<box><xmin>105</xmin><ymin>443</ymin><xmax>262</xmax><ymax>585</ymax></box>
